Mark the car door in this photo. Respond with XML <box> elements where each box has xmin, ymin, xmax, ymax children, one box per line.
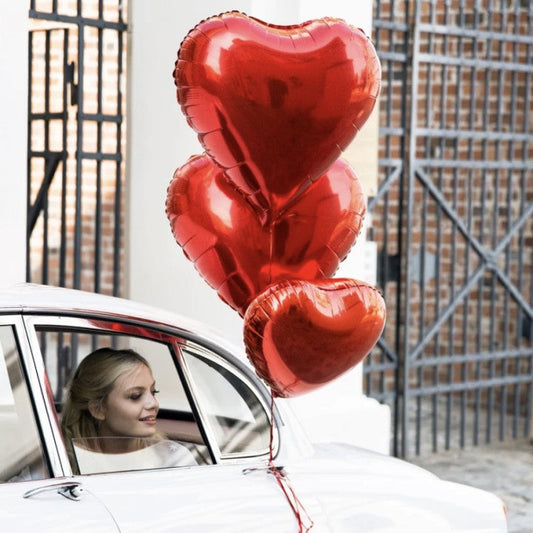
<box><xmin>0</xmin><ymin>316</ymin><xmax>119</xmax><ymax>532</ymax></box>
<box><xmin>26</xmin><ymin>314</ymin><xmax>301</xmax><ymax>532</ymax></box>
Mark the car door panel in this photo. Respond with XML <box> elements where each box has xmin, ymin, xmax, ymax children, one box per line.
<box><xmin>0</xmin><ymin>480</ymin><xmax>119</xmax><ymax>532</ymax></box>
<box><xmin>0</xmin><ymin>316</ymin><xmax>119</xmax><ymax>532</ymax></box>
<box><xmin>20</xmin><ymin>315</ymin><xmax>296</xmax><ymax>530</ymax></box>
<box><xmin>77</xmin><ymin>465</ymin><xmax>301</xmax><ymax>532</ymax></box>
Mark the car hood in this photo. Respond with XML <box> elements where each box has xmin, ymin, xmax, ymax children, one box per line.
<box><xmin>308</xmin><ymin>442</ymin><xmax>437</xmax><ymax>479</ymax></box>
<box><xmin>281</xmin><ymin>442</ymin><xmax>507</xmax><ymax>533</ymax></box>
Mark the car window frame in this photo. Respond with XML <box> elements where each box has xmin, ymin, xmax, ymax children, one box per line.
<box><xmin>177</xmin><ymin>340</ymin><xmax>279</xmax><ymax>461</ymax></box>
<box><xmin>0</xmin><ymin>315</ymin><xmax>60</xmax><ymax>480</ymax></box>
<box><xmin>22</xmin><ymin>314</ymin><xmax>217</xmax><ymax>473</ymax></box>
<box><xmin>21</xmin><ymin>312</ymin><xmax>280</xmax><ymax>475</ymax></box>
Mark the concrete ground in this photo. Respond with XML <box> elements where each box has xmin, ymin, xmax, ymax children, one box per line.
<box><xmin>409</xmin><ymin>438</ymin><xmax>533</xmax><ymax>533</ymax></box>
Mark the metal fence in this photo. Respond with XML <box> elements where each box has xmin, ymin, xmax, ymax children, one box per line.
<box><xmin>367</xmin><ymin>0</ymin><xmax>533</xmax><ymax>457</ymax></box>
<box><xmin>27</xmin><ymin>0</ymin><xmax>127</xmax><ymax>296</ymax></box>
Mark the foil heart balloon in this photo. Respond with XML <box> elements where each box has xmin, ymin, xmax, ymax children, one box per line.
<box><xmin>243</xmin><ymin>278</ymin><xmax>386</xmax><ymax>397</ymax></box>
<box><xmin>166</xmin><ymin>154</ymin><xmax>366</xmax><ymax>316</ymax></box>
<box><xmin>174</xmin><ymin>11</ymin><xmax>381</xmax><ymax>216</ymax></box>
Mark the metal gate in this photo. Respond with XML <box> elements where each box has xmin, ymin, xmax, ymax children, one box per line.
<box><xmin>27</xmin><ymin>1</ymin><xmax>127</xmax><ymax>296</ymax></box>
<box><xmin>367</xmin><ymin>0</ymin><xmax>533</xmax><ymax>457</ymax></box>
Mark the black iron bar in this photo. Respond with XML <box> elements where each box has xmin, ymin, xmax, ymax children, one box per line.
<box><xmin>412</xmin><ymin>373</ymin><xmax>533</xmax><ymax>396</ymax></box>
<box><xmin>466</xmin><ymin>1</ymin><xmax>478</xmax><ymax>446</ymax></box>
<box><xmin>73</xmin><ymin>24</ymin><xmax>83</xmax><ymax>290</ymax></box>
<box><xmin>42</xmin><ymin>30</ymin><xmax>51</xmax><ymax>287</ymax></box>
<box><xmin>29</xmin><ymin>9</ymin><xmax>126</xmax><ymax>32</ymax></box>
<box><xmin>114</xmin><ymin>24</ymin><xmax>125</xmax><ymax>297</ymax></box>
<box><xmin>94</xmin><ymin>23</ymin><xmax>103</xmax><ymax>294</ymax></box>
<box><xmin>26</xmin><ymin>31</ymin><xmax>33</xmax><ymax>282</ymax></box>
<box><xmin>520</xmin><ymin>2</ymin><xmax>533</xmax><ymax>436</ymax></box>
<box><xmin>59</xmin><ymin>29</ymin><xmax>68</xmax><ymax>288</ymax></box>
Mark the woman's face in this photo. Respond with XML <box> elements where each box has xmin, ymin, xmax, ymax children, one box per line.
<box><xmin>98</xmin><ymin>363</ymin><xmax>160</xmax><ymax>439</ymax></box>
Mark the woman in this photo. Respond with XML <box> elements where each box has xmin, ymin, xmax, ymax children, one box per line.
<box><xmin>61</xmin><ymin>347</ymin><xmax>196</xmax><ymax>474</ymax></box>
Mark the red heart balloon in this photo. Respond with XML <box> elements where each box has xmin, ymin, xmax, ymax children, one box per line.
<box><xmin>243</xmin><ymin>278</ymin><xmax>386</xmax><ymax>397</ymax></box>
<box><xmin>174</xmin><ymin>11</ymin><xmax>381</xmax><ymax>216</ymax></box>
<box><xmin>166</xmin><ymin>155</ymin><xmax>366</xmax><ymax>316</ymax></box>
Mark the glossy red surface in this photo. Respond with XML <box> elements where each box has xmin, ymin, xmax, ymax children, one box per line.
<box><xmin>174</xmin><ymin>11</ymin><xmax>381</xmax><ymax>216</ymax></box>
<box><xmin>243</xmin><ymin>278</ymin><xmax>386</xmax><ymax>397</ymax></box>
<box><xmin>166</xmin><ymin>154</ymin><xmax>366</xmax><ymax>316</ymax></box>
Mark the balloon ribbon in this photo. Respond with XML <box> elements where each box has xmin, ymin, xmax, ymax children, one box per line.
<box><xmin>268</xmin><ymin>392</ymin><xmax>314</xmax><ymax>533</ymax></box>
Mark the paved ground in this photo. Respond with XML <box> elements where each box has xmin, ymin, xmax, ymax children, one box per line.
<box><xmin>409</xmin><ymin>438</ymin><xmax>533</xmax><ymax>533</ymax></box>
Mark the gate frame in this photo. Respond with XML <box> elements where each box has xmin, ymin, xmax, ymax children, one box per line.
<box><xmin>27</xmin><ymin>1</ymin><xmax>127</xmax><ymax>297</ymax></box>
<box><xmin>368</xmin><ymin>0</ymin><xmax>533</xmax><ymax>457</ymax></box>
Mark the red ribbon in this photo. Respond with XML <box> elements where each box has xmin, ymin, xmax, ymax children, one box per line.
<box><xmin>268</xmin><ymin>392</ymin><xmax>314</xmax><ymax>533</ymax></box>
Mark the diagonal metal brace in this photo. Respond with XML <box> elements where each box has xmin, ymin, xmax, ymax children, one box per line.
<box><xmin>28</xmin><ymin>151</ymin><xmax>65</xmax><ymax>234</ymax></box>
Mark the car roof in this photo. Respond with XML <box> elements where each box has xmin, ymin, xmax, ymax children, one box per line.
<box><xmin>0</xmin><ymin>283</ymin><xmax>246</xmax><ymax>360</ymax></box>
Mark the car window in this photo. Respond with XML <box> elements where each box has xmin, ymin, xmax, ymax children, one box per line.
<box><xmin>36</xmin><ymin>324</ymin><xmax>212</xmax><ymax>474</ymax></box>
<box><xmin>0</xmin><ymin>326</ymin><xmax>48</xmax><ymax>483</ymax></box>
<box><xmin>183</xmin><ymin>349</ymin><xmax>272</xmax><ymax>458</ymax></box>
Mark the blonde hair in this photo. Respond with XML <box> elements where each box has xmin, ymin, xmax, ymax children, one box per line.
<box><xmin>61</xmin><ymin>347</ymin><xmax>153</xmax><ymax>471</ymax></box>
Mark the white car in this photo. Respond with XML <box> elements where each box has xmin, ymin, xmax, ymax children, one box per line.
<box><xmin>0</xmin><ymin>283</ymin><xmax>507</xmax><ymax>532</ymax></box>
